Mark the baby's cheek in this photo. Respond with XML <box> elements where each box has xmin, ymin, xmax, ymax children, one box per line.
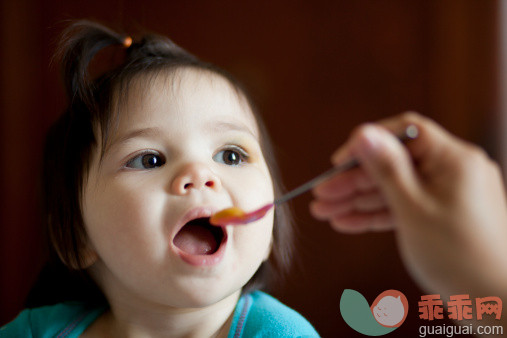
<box><xmin>235</xmin><ymin>170</ymin><xmax>273</xmax><ymax>206</ymax></box>
<box><xmin>83</xmin><ymin>186</ymin><xmax>161</xmax><ymax>259</ymax></box>
<box><xmin>233</xmin><ymin>213</ymin><xmax>274</xmax><ymax>262</ymax></box>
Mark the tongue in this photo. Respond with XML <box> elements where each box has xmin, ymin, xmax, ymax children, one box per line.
<box><xmin>174</xmin><ymin>224</ymin><xmax>218</xmax><ymax>255</ymax></box>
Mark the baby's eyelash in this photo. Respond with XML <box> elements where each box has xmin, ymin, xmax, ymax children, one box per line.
<box><xmin>225</xmin><ymin>145</ymin><xmax>249</xmax><ymax>159</ymax></box>
<box><xmin>213</xmin><ymin>145</ymin><xmax>250</xmax><ymax>166</ymax></box>
<box><xmin>124</xmin><ymin>150</ymin><xmax>166</xmax><ymax>170</ymax></box>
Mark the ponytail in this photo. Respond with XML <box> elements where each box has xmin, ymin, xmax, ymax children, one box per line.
<box><xmin>57</xmin><ymin>20</ymin><xmax>128</xmax><ymax>108</ymax></box>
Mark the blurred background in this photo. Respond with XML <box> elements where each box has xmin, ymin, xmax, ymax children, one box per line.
<box><xmin>0</xmin><ymin>0</ymin><xmax>502</xmax><ymax>336</ymax></box>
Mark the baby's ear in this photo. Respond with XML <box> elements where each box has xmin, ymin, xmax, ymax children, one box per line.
<box><xmin>79</xmin><ymin>243</ymin><xmax>99</xmax><ymax>269</ymax></box>
<box><xmin>78</xmin><ymin>233</ymin><xmax>99</xmax><ymax>268</ymax></box>
<box><xmin>55</xmin><ymin>238</ymin><xmax>98</xmax><ymax>270</ymax></box>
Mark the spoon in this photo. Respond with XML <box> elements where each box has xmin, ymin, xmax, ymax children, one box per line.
<box><xmin>209</xmin><ymin>125</ymin><xmax>419</xmax><ymax>226</ymax></box>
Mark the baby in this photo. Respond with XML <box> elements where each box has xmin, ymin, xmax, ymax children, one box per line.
<box><xmin>1</xmin><ymin>20</ymin><xmax>318</xmax><ymax>337</ymax></box>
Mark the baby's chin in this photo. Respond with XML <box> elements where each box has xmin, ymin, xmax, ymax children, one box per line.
<box><xmin>166</xmin><ymin>284</ymin><xmax>242</xmax><ymax>309</ymax></box>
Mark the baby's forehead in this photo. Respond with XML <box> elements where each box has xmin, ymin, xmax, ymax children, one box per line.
<box><xmin>121</xmin><ymin>68</ymin><xmax>257</xmax><ymax>125</ymax></box>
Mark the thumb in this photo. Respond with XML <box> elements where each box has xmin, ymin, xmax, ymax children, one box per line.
<box><xmin>346</xmin><ymin>124</ymin><xmax>422</xmax><ymax>208</ymax></box>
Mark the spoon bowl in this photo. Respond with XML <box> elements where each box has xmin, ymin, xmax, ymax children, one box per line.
<box><xmin>209</xmin><ymin>204</ymin><xmax>274</xmax><ymax>226</ymax></box>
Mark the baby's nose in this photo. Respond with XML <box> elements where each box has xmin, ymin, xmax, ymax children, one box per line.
<box><xmin>171</xmin><ymin>163</ymin><xmax>221</xmax><ymax>195</ymax></box>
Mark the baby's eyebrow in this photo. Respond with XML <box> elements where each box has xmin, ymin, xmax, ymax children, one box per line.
<box><xmin>209</xmin><ymin>121</ymin><xmax>258</xmax><ymax>139</ymax></box>
<box><xmin>106</xmin><ymin>121</ymin><xmax>258</xmax><ymax>154</ymax></box>
<box><xmin>108</xmin><ymin>127</ymin><xmax>164</xmax><ymax>150</ymax></box>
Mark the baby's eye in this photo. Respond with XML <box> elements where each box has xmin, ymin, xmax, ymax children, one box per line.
<box><xmin>125</xmin><ymin>152</ymin><xmax>165</xmax><ymax>169</ymax></box>
<box><xmin>213</xmin><ymin>147</ymin><xmax>249</xmax><ymax>166</ymax></box>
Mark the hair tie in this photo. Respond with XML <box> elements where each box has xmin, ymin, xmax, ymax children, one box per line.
<box><xmin>122</xmin><ymin>36</ymin><xmax>133</xmax><ymax>48</ymax></box>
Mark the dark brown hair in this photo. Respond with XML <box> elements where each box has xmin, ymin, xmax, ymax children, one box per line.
<box><xmin>41</xmin><ymin>20</ymin><xmax>294</xmax><ymax>301</ymax></box>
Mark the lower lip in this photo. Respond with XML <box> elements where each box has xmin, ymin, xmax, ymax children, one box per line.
<box><xmin>173</xmin><ymin>229</ymin><xmax>228</xmax><ymax>267</ymax></box>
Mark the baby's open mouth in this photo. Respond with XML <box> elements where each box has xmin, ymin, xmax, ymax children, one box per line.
<box><xmin>173</xmin><ymin>217</ymin><xmax>225</xmax><ymax>255</ymax></box>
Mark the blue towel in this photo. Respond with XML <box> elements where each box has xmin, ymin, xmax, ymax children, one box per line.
<box><xmin>230</xmin><ymin>291</ymin><xmax>320</xmax><ymax>337</ymax></box>
<box><xmin>1</xmin><ymin>291</ymin><xmax>319</xmax><ymax>337</ymax></box>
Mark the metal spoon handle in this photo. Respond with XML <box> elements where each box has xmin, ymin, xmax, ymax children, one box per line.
<box><xmin>274</xmin><ymin>124</ymin><xmax>419</xmax><ymax>205</ymax></box>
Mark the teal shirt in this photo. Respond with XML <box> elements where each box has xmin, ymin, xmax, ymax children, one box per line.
<box><xmin>1</xmin><ymin>291</ymin><xmax>319</xmax><ymax>337</ymax></box>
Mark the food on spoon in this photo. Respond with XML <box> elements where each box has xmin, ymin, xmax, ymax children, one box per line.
<box><xmin>210</xmin><ymin>204</ymin><xmax>274</xmax><ymax>226</ymax></box>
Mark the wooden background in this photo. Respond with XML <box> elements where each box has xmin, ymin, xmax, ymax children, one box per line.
<box><xmin>0</xmin><ymin>1</ymin><xmax>499</xmax><ymax>336</ymax></box>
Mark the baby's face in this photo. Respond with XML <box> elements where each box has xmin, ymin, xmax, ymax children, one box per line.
<box><xmin>81</xmin><ymin>68</ymin><xmax>274</xmax><ymax>308</ymax></box>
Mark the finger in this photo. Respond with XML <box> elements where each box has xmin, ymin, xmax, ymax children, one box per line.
<box><xmin>348</xmin><ymin>123</ymin><xmax>422</xmax><ymax>209</ymax></box>
<box><xmin>329</xmin><ymin>210</ymin><xmax>394</xmax><ymax>233</ymax></box>
<box><xmin>310</xmin><ymin>190</ymin><xmax>386</xmax><ymax>219</ymax></box>
<box><xmin>312</xmin><ymin>167</ymin><xmax>376</xmax><ymax>199</ymax></box>
<box><xmin>309</xmin><ymin>199</ymin><xmax>353</xmax><ymax>220</ymax></box>
<box><xmin>330</xmin><ymin>143</ymin><xmax>353</xmax><ymax>165</ymax></box>
<box><xmin>353</xmin><ymin>191</ymin><xmax>387</xmax><ymax>212</ymax></box>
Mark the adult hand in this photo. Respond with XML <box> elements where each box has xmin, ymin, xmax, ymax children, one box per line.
<box><xmin>310</xmin><ymin>112</ymin><xmax>507</xmax><ymax>298</ymax></box>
